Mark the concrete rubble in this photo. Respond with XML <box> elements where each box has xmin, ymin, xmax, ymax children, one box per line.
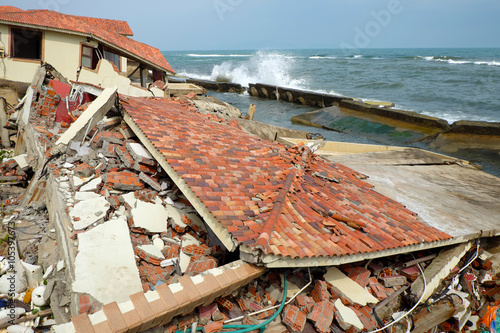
<box><xmin>0</xmin><ymin>64</ymin><xmax>499</xmax><ymax>333</ymax></box>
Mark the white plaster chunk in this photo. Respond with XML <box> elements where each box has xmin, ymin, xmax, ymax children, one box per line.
<box><xmin>69</xmin><ymin>196</ymin><xmax>109</xmax><ymax>230</ymax></box>
<box><xmin>115</xmin><ymin>206</ymin><xmax>126</xmax><ymax>217</ymax></box>
<box><xmin>43</xmin><ymin>265</ymin><xmax>54</xmax><ymax>279</ymax></box>
<box><xmin>79</xmin><ymin>178</ymin><xmax>102</xmax><ymax>192</ymax></box>
<box><xmin>75</xmin><ymin>191</ymin><xmax>101</xmax><ymax>202</ymax></box>
<box><xmin>32</xmin><ymin>285</ymin><xmax>49</xmax><ymax>306</ymax></box>
<box><xmin>72</xmin><ymin>218</ymin><xmax>142</xmax><ymax>305</ymax></box>
<box><xmin>152</xmin><ymin>237</ymin><xmax>164</xmax><ymax>251</ymax></box>
<box><xmin>165</xmin><ymin>205</ymin><xmax>187</xmax><ymax>229</ymax></box>
<box><xmin>127</xmin><ymin>142</ymin><xmax>153</xmax><ymax>160</ymax></box>
<box><xmin>324</xmin><ymin>267</ymin><xmax>378</xmax><ymax>306</ymax></box>
<box><xmin>12</xmin><ymin>154</ymin><xmax>28</xmax><ymax>169</ymax></box>
<box><xmin>334</xmin><ymin>299</ymin><xmax>364</xmax><ymax>331</ymax></box>
<box><xmin>131</xmin><ymin>200</ymin><xmax>168</xmax><ymax>233</ymax></box>
<box><xmin>121</xmin><ymin>192</ymin><xmax>137</xmax><ymax>208</ymax></box>
<box><xmin>137</xmin><ymin>245</ymin><xmax>165</xmax><ymax>260</ymax></box>
<box><xmin>20</xmin><ymin>261</ymin><xmax>43</xmax><ymax>289</ymax></box>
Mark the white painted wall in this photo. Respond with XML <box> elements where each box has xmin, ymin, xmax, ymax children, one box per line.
<box><xmin>0</xmin><ymin>24</ymin><xmax>88</xmax><ymax>83</ymax></box>
<box><xmin>44</xmin><ymin>30</ymin><xmax>87</xmax><ymax>81</ymax></box>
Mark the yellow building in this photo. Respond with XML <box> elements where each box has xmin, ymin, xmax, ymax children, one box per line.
<box><xmin>0</xmin><ymin>6</ymin><xmax>175</xmax><ymax>90</ymax></box>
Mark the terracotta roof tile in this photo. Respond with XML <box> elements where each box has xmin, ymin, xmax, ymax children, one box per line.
<box><xmin>122</xmin><ymin>97</ymin><xmax>452</xmax><ymax>262</ymax></box>
<box><xmin>0</xmin><ymin>6</ymin><xmax>23</xmax><ymax>13</ymax></box>
<box><xmin>0</xmin><ymin>8</ymin><xmax>174</xmax><ymax>73</ymax></box>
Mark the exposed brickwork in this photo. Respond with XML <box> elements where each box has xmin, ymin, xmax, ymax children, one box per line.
<box><xmin>282</xmin><ymin>304</ymin><xmax>307</xmax><ymax>332</ymax></box>
<box><xmin>0</xmin><ymin>159</ymin><xmax>26</xmax><ymax>183</ymax></box>
<box><xmin>102</xmin><ymin>171</ymin><xmax>144</xmax><ymax>191</ymax></box>
<box><xmin>185</xmin><ymin>255</ymin><xmax>218</xmax><ymax>276</ymax></box>
<box><xmin>310</xmin><ymin>280</ymin><xmax>331</xmax><ymax>303</ymax></box>
<box><xmin>343</xmin><ymin>266</ymin><xmax>371</xmax><ymax>288</ymax></box>
<box><xmin>307</xmin><ymin>300</ymin><xmax>335</xmax><ymax>333</ymax></box>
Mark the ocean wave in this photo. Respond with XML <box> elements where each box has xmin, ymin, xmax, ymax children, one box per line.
<box><xmin>353</xmin><ymin>55</ymin><xmax>363</xmax><ymax>59</ymax></box>
<box><xmin>202</xmin><ymin>50</ymin><xmax>309</xmax><ymax>89</ymax></box>
<box><xmin>474</xmin><ymin>61</ymin><xmax>500</xmax><ymax>66</ymax></box>
<box><xmin>416</xmin><ymin>55</ymin><xmax>499</xmax><ymax>66</ymax></box>
<box><xmin>309</xmin><ymin>56</ymin><xmax>337</xmax><ymax>60</ymax></box>
<box><xmin>187</xmin><ymin>53</ymin><xmax>252</xmax><ymax>58</ymax></box>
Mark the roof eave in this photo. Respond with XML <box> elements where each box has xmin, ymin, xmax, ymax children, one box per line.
<box><xmin>241</xmin><ymin>231</ymin><xmax>492</xmax><ymax>268</ymax></box>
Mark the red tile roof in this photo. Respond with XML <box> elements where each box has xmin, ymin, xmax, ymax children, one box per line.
<box><xmin>122</xmin><ymin>97</ymin><xmax>452</xmax><ymax>263</ymax></box>
<box><xmin>0</xmin><ymin>8</ymin><xmax>174</xmax><ymax>74</ymax></box>
<box><xmin>0</xmin><ymin>6</ymin><xmax>23</xmax><ymax>13</ymax></box>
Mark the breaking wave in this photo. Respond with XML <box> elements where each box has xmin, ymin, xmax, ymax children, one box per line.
<box><xmin>190</xmin><ymin>50</ymin><xmax>309</xmax><ymax>89</ymax></box>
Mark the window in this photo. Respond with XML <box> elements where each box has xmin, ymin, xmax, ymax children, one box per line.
<box><xmin>81</xmin><ymin>45</ymin><xmax>99</xmax><ymax>70</ymax></box>
<box><xmin>104</xmin><ymin>50</ymin><xmax>120</xmax><ymax>70</ymax></box>
<box><xmin>11</xmin><ymin>28</ymin><xmax>42</xmax><ymax>60</ymax></box>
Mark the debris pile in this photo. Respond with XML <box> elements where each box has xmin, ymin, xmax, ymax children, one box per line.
<box><xmin>0</xmin><ymin>65</ymin><xmax>500</xmax><ymax>332</ymax></box>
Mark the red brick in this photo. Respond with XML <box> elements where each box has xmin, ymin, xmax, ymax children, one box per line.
<box><xmin>282</xmin><ymin>305</ymin><xmax>307</xmax><ymax>332</ymax></box>
<box><xmin>310</xmin><ymin>280</ymin><xmax>331</xmax><ymax>303</ymax></box>
<box><xmin>307</xmin><ymin>300</ymin><xmax>335</xmax><ymax>333</ymax></box>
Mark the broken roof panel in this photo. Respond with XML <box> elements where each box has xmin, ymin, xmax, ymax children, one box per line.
<box><xmin>0</xmin><ymin>8</ymin><xmax>174</xmax><ymax>74</ymax></box>
<box><xmin>121</xmin><ymin>96</ymin><xmax>453</xmax><ymax>267</ymax></box>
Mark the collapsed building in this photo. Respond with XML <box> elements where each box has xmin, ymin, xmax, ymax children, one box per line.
<box><xmin>0</xmin><ymin>6</ymin><xmax>499</xmax><ymax>331</ymax></box>
<box><xmin>0</xmin><ymin>61</ymin><xmax>499</xmax><ymax>333</ymax></box>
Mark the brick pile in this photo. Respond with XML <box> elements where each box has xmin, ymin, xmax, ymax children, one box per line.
<box><xmin>33</xmin><ymin>84</ymin><xmax>60</xmax><ymax>121</ymax></box>
<box><xmin>0</xmin><ymin>158</ymin><xmax>28</xmax><ymax>184</ymax></box>
<box><xmin>15</xmin><ymin>77</ymin><xmax>500</xmax><ymax>333</ymax></box>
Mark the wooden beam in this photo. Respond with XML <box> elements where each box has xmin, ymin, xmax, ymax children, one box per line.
<box><xmin>394</xmin><ymin>294</ymin><xmax>464</xmax><ymax>333</ymax></box>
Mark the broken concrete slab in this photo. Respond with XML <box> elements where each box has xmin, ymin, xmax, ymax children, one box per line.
<box><xmin>411</xmin><ymin>242</ymin><xmax>473</xmax><ymax>303</ymax></box>
<box><xmin>69</xmin><ymin>196</ymin><xmax>109</xmax><ymax>230</ymax></box>
<box><xmin>165</xmin><ymin>204</ymin><xmax>188</xmax><ymax>231</ymax></box>
<box><xmin>131</xmin><ymin>199</ymin><xmax>168</xmax><ymax>233</ymax></box>
<box><xmin>324</xmin><ymin>267</ymin><xmax>378</xmax><ymax>306</ymax></box>
<box><xmin>72</xmin><ymin>218</ymin><xmax>142</xmax><ymax>305</ymax></box>
<box><xmin>56</xmin><ymin>86</ymin><xmax>118</xmax><ymax>146</ymax></box>
<box><xmin>126</xmin><ymin>142</ymin><xmax>154</xmax><ymax>164</ymax></box>
<box><xmin>74</xmin><ymin>191</ymin><xmax>101</xmax><ymax>202</ymax></box>
<box><xmin>334</xmin><ymin>299</ymin><xmax>364</xmax><ymax>331</ymax></box>
<box><xmin>137</xmin><ymin>244</ymin><xmax>165</xmax><ymax>261</ymax></box>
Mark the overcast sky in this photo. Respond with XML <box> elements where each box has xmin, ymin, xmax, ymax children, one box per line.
<box><xmin>3</xmin><ymin>0</ymin><xmax>500</xmax><ymax>51</ymax></box>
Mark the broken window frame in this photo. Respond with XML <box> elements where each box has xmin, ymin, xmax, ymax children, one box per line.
<box><xmin>102</xmin><ymin>48</ymin><xmax>121</xmax><ymax>72</ymax></box>
<box><xmin>9</xmin><ymin>27</ymin><xmax>44</xmax><ymax>61</ymax></box>
<box><xmin>80</xmin><ymin>43</ymin><xmax>101</xmax><ymax>70</ymax></box>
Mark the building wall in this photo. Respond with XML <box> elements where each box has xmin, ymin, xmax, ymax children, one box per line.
<box><xmin>44</xmin><ymin>30</ymin><xmax>90</xmax><ymax>82</ymax></box>
<box><xmin>0</xmin><ymin>24</ymin><xmax>40</xmax><ymax>83</ymax></box>
<box><xmin>0</xmin><ymin>24</ymin><xmax>90</xmax><ymax>83</ymax></box>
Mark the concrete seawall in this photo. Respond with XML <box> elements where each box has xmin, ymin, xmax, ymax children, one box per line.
<box><xmin>181</xmin><ymin>78</ymin><xmax>500</xmax><ymax>150</ymax></box>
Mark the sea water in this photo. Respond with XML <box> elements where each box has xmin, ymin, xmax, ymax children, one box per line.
<box><xmin>162</xmin><ymin>48</ymin><xmax>500</xmax><ymax>175</ymax></box>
